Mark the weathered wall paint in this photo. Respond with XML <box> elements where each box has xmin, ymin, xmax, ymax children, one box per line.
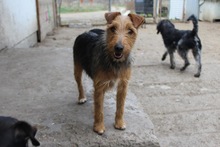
<box><xmin>38</xmin><ymin>0</ymin><xmax>57</xmax><ymax>41</ymax></box>
<box><xmin>0</xmin><ymin>0</ymin><xmax>57</xmax><ymax>49</ymax></box>
<box><xmin>0</xmin><ymin>0</ymin><xmax>38</xmax><ymax>49</ymax></box>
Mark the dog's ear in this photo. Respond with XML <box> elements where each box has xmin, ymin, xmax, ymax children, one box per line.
<box><xmin>128</xmin><ymin>13</ymin><xmax>145</xmax><ymax>29</ymax></box>
<box><xmin>14</xmin><ymin>121</ymin><xmax>40</xmax><ymax>146</ymax></box>
<box><xmin>157</xmin><ymin>30</ymin><xmax>160</xmax><ymax>34</ymax></box>
<box><xmin>105</xmin><ymin>12</ymin><xmax>121</xmax><ymax>24</ymax></box>
<box><xmin>157</xmin><ymin>26</ymin><xmax>160</xmax><ymax>34</ymax></box>
<box><xmin>156</xmin><ymin>21</ymin><xmax>162</xmax><ymax>34</ymax></box>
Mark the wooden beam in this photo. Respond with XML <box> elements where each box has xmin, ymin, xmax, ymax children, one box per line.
<box><xmin>35</xmin><ymin>0</ymin><xmax>41</xmax><ymax>42</ymax></box>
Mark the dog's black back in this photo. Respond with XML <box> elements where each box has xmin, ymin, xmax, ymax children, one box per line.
<box><xmin>179</xmin><ymin>15</ymin><xmax>202</xmax><ymax>49</ymax></box>
<box><xmin>0</xmin><ymin>116</ymin><xmax>40</xmax><ymax>147</ymax></box>
<box><xmin>73</xmin><ymin>29</ymin><xmax>105</xmax><ymax>78</ymax></box>
<box><xmin>157</xmin><ymin>20</ymin><xmax>191</xmax><ymax>50</ymax></box>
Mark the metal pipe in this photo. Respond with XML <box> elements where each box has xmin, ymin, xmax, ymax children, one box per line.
<box><xmin>109</xmin><ymin>0</ymin><xmax>112</xmax><ymax>12</ymax></box>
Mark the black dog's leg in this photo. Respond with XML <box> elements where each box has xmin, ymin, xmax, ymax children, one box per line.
<box><xmin>178</xmin><ymin>47</ymin><xmax>190</xmax><ymax>71</ymax></box>
<box><xmin>169</xmin><ymin>51</ymin><xmax>175</xmax><ymax>69</ymax></box>
<box><xmin>192</xmin><ymin>48</ymin><xmax>202</xmax><ymax>77</ymax></box>
<box><xmin>161</xmin><ymin>51</ymin><xmax>168</xmax><ymax>61</ymax></box>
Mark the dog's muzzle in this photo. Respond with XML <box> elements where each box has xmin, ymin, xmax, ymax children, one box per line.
<box><xmin>114</xmin><ymin>43</ymin><xmax>124</xmax><ymax>59</ymax></box>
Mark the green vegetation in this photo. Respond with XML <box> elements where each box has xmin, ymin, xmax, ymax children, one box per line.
<box><xmin>60</xmin><ymin>5</ymin><xmax>106</xmax><ymax>13</ymax></box>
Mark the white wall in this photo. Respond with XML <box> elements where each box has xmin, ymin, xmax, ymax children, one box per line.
<box><xmin>185</xmin><ymin>0</ymin><xmax>199</xmax><ymax>19</ymax></box>
<box><xmin>169</xmin><ymin>0</ymin><xmax>184</xmax><ymax>20</ymax></box>
<box><xmin>168</xmin><ymin>0</ymin><xmax>199</xmax><ymax>21</ymax></box>
<box><xmin>0</xmin><ymin>0</ymin><xmax>38</xmax><ymax>49</ymax></box>
<box><xmin>200</xmin><ymin>1</ymin><xmax>220</xmax><ymax>21</ymax></box>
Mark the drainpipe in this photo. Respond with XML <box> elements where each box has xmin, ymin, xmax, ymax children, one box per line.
<box><xmin>109</xmin><ymin>0</ymin><xmax>112</xmax><ymax>12</ymax></box>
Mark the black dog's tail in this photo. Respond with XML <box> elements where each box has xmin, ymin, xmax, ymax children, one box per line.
<box><xmin>187</xmin><ymin>14</ymin><xmax>198</xmax><ymax>36</ymax></box>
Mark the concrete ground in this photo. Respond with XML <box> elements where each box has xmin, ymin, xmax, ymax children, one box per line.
<box><xmin>131</xmin><ymin>22</ymin><xmax>220</xmax><ymax>147</ymax></box>
<box><xmin>0</xmin><ymin>46</ymin><xmax>159</xmax><ymax>146</ymax></box>
<box><xmin>60</xmin><ymin>10</ymin><xmax>154</xmax><ymax>27</ymax></box>
<box><xmin>1</xmin><ymin>12</ymin><xmax>220</xmax><ymax>147</ymax></box>
<box><xmin>0</xmin><ymin>21</ymin><xmax>159</xmax><ymax>147</ymax></box>
<box><xmin>61</xmin><ymin>11</ymin><xmax>107</xmax><ymax>26</ymax></box>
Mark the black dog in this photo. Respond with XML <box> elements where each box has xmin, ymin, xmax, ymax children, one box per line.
<box><xmin>157</xmin><ymin>15</ymin><xmax>202</xmax><ymax>77</ymax></box>
<box><xmin>0</xmin><ymin>116</ymin><xmax>40</xmax><ymax>147</ymax></box>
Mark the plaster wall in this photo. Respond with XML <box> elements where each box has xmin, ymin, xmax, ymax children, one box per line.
<box><xmin>0</xmin><ymin>0</ymin><xmax>38</xmax><ymax>49</ymax></box>
<box><xmin>38</xmin><ymin>0</ymin><xmax>57</xmax><ymax>41</ymax></box>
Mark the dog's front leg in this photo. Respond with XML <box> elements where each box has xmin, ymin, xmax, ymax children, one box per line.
<box><xmin>162</xmin><ymin>51</ymin><xmax>168</xmax><ymax>61</ymax></box>
<box><xmin>169</xmin><ymin>52</ymin><xmax>175</xmax><ymax>69</ymax></box>
<box><xmin>93</xmin><ymin>82</ymin><xmax>106</xmax><ymax>135</ymax></box>
<box><xmin>114</xmin><ymin>79</ymin><xmax>128</xmax><ymax>130</ymax></box>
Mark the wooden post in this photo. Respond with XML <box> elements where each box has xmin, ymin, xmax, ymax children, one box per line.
<box><xmin>159</xmin><ymin>0</ymin><xmax>162</xmax><ymax>19</ymax></box>
<box><xmin>35</xmin><ymin>0</ymin><xmax>41</xmax><ymax>42</ymax></box>
<box><xmin>183</xmin><ymin>0</ymin><xmax>186</xmax><ymax>21</ymax></box>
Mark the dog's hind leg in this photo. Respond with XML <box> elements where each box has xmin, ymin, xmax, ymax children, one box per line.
<box><xmin>192</xmin><ymin>48</ymin><xmax>202</xmax><ymax>77</ymax></box>
<box><xmin>178</xmin><ymin>47</ymin><xmax>190</xmax><ymax>71</ymax></box>
<box><xmin>74</xmin><ymin>62</ymin><xmax>87</xmax><ymax>104</ymax></box>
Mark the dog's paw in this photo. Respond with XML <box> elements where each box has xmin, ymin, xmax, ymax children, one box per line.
<box><xmin>93</xmin><ymin>123</ymin><xmax>105</xmax><ymax>135</ymax></box>
<box><xmin>194</xmin><ymin>73</ymin><xmax>200</xmax><ymax>78</ymax></box>
<box><xmin>78</xmin><ymin>98</ymin><xmax>87</xmax><ymax>104</ymax></box>
<box><xmin>114</xmin><ymin>121</ymin><xmax>126</xmax><ymax>130</ymax></box>
<box><xmin>180</xmin><ymin>67</ymin><xmax>186</xmax><ymax>71</ymax></box>
<box><xmin>180</xmin><ymin>66</ymin><xmax>188</xmax><ymax>71</ymax></box>
<box><xmin>170</xmin><ymin>65</ymin><xmax>175</xmax><ymax>69</ymax></box>
<box><xmin>180</xmin><ymin>63</ymin><xmax>190</xmax><ymax>71</ymax></box>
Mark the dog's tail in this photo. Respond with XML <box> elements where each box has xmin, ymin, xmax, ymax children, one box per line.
<box><xmin>187</xmin><ymin>14</ymin><xmax>198</xmax><ymax>36</ymax></box>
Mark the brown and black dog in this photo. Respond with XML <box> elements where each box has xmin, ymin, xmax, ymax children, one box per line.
<box><xmin>73</xmin><ymin>12</ymin><xmax>144</xmax><ymax>134</ymax></box>
<box><xmin>0</xmin><ymin>116</ymin><xmax>40</xmax><ymax>147</ymax></box>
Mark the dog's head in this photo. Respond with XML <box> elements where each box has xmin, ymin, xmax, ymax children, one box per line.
<box><xmin>104</xmin><ymin>12</ymin><xmax>145</xmax><ymax>62</ymax></box>
<box><xmin>157</xmin><ymin>19</ymin><xmax>175</xmax><ymax>34</ymax></box>
<box><xmin>0</xmin><ymin>117</ymin><xmax>40</xmax><ymax>147</ymax></box>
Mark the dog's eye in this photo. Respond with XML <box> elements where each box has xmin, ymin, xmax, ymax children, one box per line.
<box><xmin>110</xmin><ymin>27</ymin><xmax>116</xmax><ymax>33</ymax></box>
<box><xmin>128</xmin><ymin>29</ymin><xmax>134</xmax><ymax>35</ymax></box>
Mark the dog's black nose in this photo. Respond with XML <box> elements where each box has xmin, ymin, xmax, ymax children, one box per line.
<box><xmin>114</xmin><ymin>43</ymin><xmax>124</xmax><ymax>52</ymax></box>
